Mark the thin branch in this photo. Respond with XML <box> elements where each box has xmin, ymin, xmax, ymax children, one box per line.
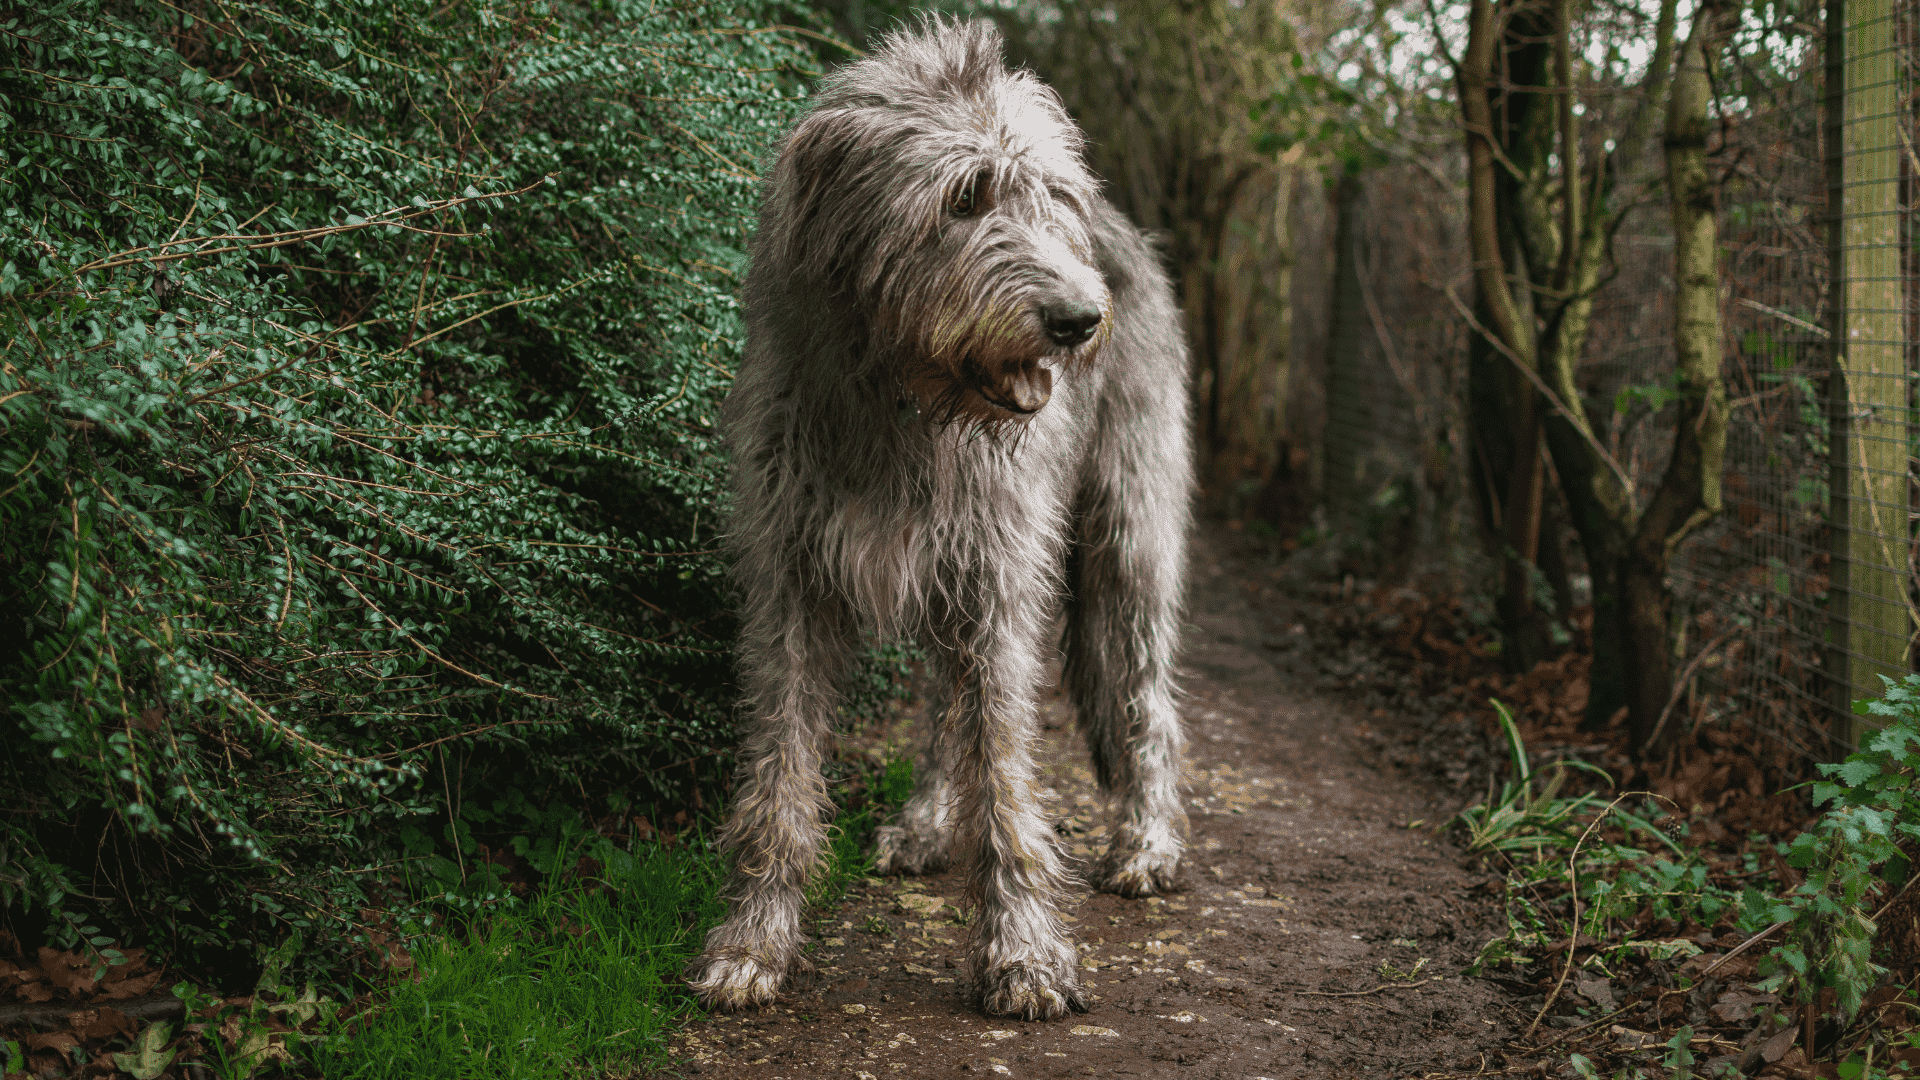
<box><xmin>1442</xmin><ymin>283</ymin><xmax>1636</xmax><ymax>501</ymax></box>
<box><xmin>57</xmin><ymin>177</ymin><xmax>550</xmax><ymax>280</ymax></box>
<box><xmin>1296</xmin><ymin>978</ymin><xmax>1437</xmax><ymax>997</ymax></box>
<box><xmin>1642</xmin><ymin>629</ymin><xmax>1741</xmax><ymax>752</ymax></box>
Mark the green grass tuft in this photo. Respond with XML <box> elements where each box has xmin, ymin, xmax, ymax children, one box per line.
<box><xmin>309</xmin><ymin>758</ymin><xmax>914</xmax><ymax>1076</ymax></box>
<box><xmin>307</xmin><ymin>840</ymin><xmax>725</xmax><ymax>1079</ymax></box>
<box><xmin>308</xmin><ymin>755</ymin><xmax>915</xmax><ymax>1077</ymax></box>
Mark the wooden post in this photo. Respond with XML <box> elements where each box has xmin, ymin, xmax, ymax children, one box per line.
<box><xmin>1826</xmin><ymin>0</ymin><xmax>1910</xmax><ymax>747</ymax></box>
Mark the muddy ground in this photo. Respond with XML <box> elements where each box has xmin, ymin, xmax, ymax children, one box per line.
<box><xmin>664</xmin><ymin>528</ymin><xmax>1526</xmax><ymax>1080</ymax></box>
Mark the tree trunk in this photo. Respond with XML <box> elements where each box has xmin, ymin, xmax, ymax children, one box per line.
<box><xmin>1452</xmin><ymin>0</ymin><xmax>1722</xmax><ymax>754</ymax></box>
<box><xmin>1460</xmin><ymin>0</ymin><xmax>1559</xmax><ymax>671</ymax></box>
<box><xmin>1208</xmin><ymin>161</ymin><xmax>1289</xmax><ymax>484</ymax></box>
<box><xmin>1322</xmin><ymin>168</ymin><xmax>1369</xmax><ymax>518</ymax></box>
<box><xmin>1624</xmin><ymin>3</ymin><xmax>1729</xmax><ymax>753</ymax></box>
<box><xmin>1525</xmin><ymin>0</ymin><xmax>1683</xmax><ymax>735</ymax></box>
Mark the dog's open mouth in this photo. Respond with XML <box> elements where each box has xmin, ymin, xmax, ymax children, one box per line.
<box><xmin>974</xmin><ymin>364</ymin><xmax>1053</xmax><ymax>415</ymax></box>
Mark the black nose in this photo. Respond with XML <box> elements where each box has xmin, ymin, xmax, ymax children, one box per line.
<box><xmin>1042</xmin><ymin>300</ymin><xmax>1102</xmax><ymax>346</ymax></box>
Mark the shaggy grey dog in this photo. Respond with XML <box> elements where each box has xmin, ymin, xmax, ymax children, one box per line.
<box><xmin>686</xmin><ymin>19</ymin><xmax>1191</xmax><ymax>1022</ymax></box>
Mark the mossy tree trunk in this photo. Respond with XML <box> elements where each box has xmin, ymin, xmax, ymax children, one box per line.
<box><xmin>1457</xmin><ymin>0</ymin><xmax>1732</xmax><ymax>752</ymax></box>
<box><xmin>1826</xmin><ymin>0</ymin><xmax>1912</xmax><ymax>748</ymax></box>
<box><xmin>1632</xmin><ymin>4</ymin><xmax>1730</xmax><ymax>753</ymax></box>
<box><xmin>1532</xmin><ymin>0</ymin><xmax>1728</xmax><ymax>753</ymax></box>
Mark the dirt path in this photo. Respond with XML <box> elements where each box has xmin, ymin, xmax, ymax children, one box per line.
<box><xmin>667</xmin><ymin>529</ymin><xmax>1519</xmax><ymax>1079</ymax></box>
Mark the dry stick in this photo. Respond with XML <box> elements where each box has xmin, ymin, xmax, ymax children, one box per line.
<box><xmin>1641</xmin><ymin>628</ymin><xmax>1741</xmax><ymax>752</ymax></box>
<box><xmin>1441</xmin><ymin>284</ymin><xmax>1637</xmax><ymax>502</ymax></box>
<box><xmin>1859</xmin><ymin>868</ymin><xmax>1920</xmax><ymax>936</ymax></box>
<box><xmin>1524</xmin><ymin>792</ymin><xmax>1639</xmax><ymax>1041</ymax></box>
<box><xmin>1297</xmin><ymin>978</ymin><xmax>1437</xmax><ymax>997</ymax></box>
<box><xmin>1531</xmin><ymin>853</ymin><xmax>1912</xmax><ymax>1055</ymax></box>
<box><xmin>1736</xmin><ymin>297</ymin><xmax>1829</xmax><ymax>339</ymax></box>
<box><xmin>1526</xmin><ymin>918</ymin><xmax>1792</xmax><ymax>1054</ymax></box>
<box><xmin>1696</xmin><ymin>918</ymin><xmax>1790</xmax><ymax>979</ymax></box>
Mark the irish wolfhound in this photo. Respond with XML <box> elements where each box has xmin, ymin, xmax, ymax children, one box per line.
<box><xmin>686</xmin><ymin>19</ymin><xmax>1191</xmax><ymax>1021</ymax></box>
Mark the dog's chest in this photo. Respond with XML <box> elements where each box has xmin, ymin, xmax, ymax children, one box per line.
<box><xmin>813</xmin><ymin>413</ymin><xmax>1081</xmax><ymax>626</ymax></box>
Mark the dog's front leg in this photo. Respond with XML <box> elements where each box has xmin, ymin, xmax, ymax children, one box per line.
<box><xmin>686</xmin><ymin>595</ymin><xmax>852</xmax><ymax>1011</ymax></box>
<box><xmin>939</xmin><ymin>622</ymin><xmax>1089</xmax><ymax>1021</ymax></box>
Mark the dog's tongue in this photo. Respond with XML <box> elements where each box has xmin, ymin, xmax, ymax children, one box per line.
<box><xmin>1000</xmin><ymin>366</ymin><xmax>1053</xmax><ymax>413</ymax></box>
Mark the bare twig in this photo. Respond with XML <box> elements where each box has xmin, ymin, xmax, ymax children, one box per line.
<box><xmin>1737</xmin><ymin>297</ymin><xmax>1828</xmax><ymax>338</ymax></box>
<box><xmin>1529</xmin><ymin>917</ymin><xmax>1790</xmax><ymax>1052</ymax></box>
<box><xmin>1696</xmin><ymin>918</ymin><xmax>1790</xmax><ymax>979</ymax></box>
<box><xmin>57</xmin><ymin>177</ymin><xmax>549</xmax><ymax>280</ymax></box>
<box><xmin>1441</xmin><ymin>284</ymin><xmax>1637</xmax><ymax>501</ymax></box>
<box><xmin>1642</xmin><ymin>628</ymin><xmax>1741</xmax><ymax>751</ymax></box>
<box><xmin>1524</xmin><ymin>792</ymin><xmax>1636</xmax><ymax>1040</ymax></box>
<box><xmin>1296</xmin><ymin>978</ymin><xmax>1438</xmax><ymax>997</ymax></box>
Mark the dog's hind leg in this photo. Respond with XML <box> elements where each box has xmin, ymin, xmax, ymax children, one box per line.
<box><xmin>939</xmin><ymin>601</ymin><xmax>1089</xmax><ymax>1021</ymax></box>
<box><xmin>1062</xmin><ymin>454</ymin><xmax>1190</xmax><ymax>898</ymax></box>
<box><xmin>686</xmin><ymin>588</ymin><xmax>855</xmax><ymax>1011</ymax></box>
<box><xmin>872</xmin><ymin>678</ymin><xmax>957</xmax><ymax>875</ymax></box>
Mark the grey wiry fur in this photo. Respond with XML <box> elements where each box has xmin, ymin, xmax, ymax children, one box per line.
<box><xmin>685</xmin><ymin>19</ymin><xmax>1192</xmax><ymax>1022</ymax></box>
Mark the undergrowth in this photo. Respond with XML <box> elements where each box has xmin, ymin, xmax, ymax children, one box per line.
<box><xmin>1459</xmin><ymin>701</ymin><xmax>1770</xmax><ymax>976</ymax></box>
<box><xmin>299</xmin><ymin>754</ymin><xmax>911</xmax><ymax>1079</ymax></box>
<box><xmin>306</xmin><ymin>836</ymin><xmax>726</xmax><ymax>1080</ymax></box>
<box><xmin>1458</xmin><ymin>681</ymin><xmax>1920</xmax><ymax>1077</ymax></box>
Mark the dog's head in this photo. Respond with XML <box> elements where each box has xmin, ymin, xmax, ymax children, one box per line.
<box><xmin>758</xmin><ymin>18</ymin><xmax>1110</xmax><ymax>427</ymax></box>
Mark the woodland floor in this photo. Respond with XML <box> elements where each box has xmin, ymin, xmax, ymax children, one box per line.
<box><xmin>661</xmin><ymin>526</ymin><xmax>1527</xmax><ymax>1080</ymax></box>
<box><xmin>1</xmin><ymin>525</ymin><xmax>1849</xmax><ymax>1079</ymax></box>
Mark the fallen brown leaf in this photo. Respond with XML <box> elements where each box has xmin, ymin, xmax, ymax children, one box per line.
<box><xmin>99</xmin><ymin>970</ymin><xmax>162</xmax><ymax>1000</ymax></box>
<box><xmin>1760</xmin><ymin>1025</ymin><xmax>1798</xmax><ymax>1063</ymax></box>
<box><xmin>35</xmin><ymin>948</ymin><xmax>99</xmax><ymax>997</ymax></box>
<box><xmin>17</xmin><ymin>1031</ymin><xmax>78</xmax><ymax>1053</ymax></box>
<box><xmin>1708</xmin><ymin>990</ymin><xmax>1776</xmax><ymax>1025</ymax></box>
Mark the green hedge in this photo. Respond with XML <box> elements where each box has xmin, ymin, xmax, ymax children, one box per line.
<box><xmin>0</xmin><ymin>0</ymin><xmax>810</xmax><ymax>978</ymax></box>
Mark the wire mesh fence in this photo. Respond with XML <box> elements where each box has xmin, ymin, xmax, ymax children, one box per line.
<box><xmin>1670</xmin><ymin>0</ymin><xmax>1912</xmax><ymax>757</ymax></box>
<box><xmin>1664</xmin><ymin>8</ymin><xmax>1837</xmax><ymax>761</ymax></box>
<box><xmin>1311</xmin><ymin>0</ymin><xmax>1918</xmax><ymax>764</ymax></box>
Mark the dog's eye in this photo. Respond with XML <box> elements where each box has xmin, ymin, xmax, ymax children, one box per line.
<box><xmin>950</xmin><ymin>183</ymin><xmax>978</xmax><ymax>217</ymax></box>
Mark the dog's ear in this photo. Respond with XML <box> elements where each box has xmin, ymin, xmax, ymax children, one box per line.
<box><xmin>766</xmin><ymin>106</ymin><xmax>868</xmax><ymax>278</ymax></box>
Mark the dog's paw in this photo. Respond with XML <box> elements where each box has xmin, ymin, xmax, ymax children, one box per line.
<box><xmin>872</xmin><ymin>824</ymin><xmax>952</xmax><ymax>876</ymax></box>
<box><xmin>685</xmin><ymin>950</ymin><xmax>784</xmax><ymax>1011</ymax></box>
<box><xmin>1096</xmin><ymin>846</ymin><xmax>1181</xmax><ymax>898</ymax></box>
<box><xmin>974</xmin><ymin>958</ymin><xmax>1090</xmax><ymax>1021</ymax></box>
